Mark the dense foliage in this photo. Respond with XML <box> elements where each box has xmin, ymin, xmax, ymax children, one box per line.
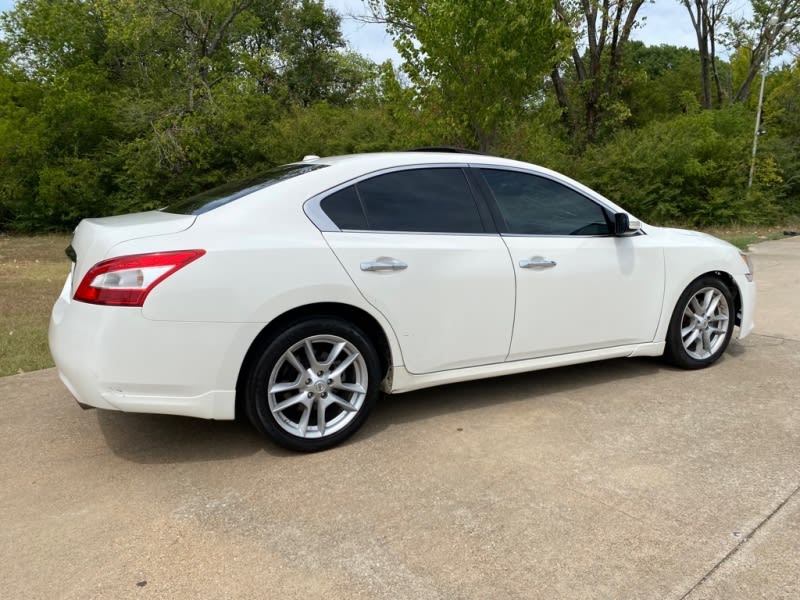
<box><xmin>0</xmin><ymin>0</ymin><xmax>798</xmax><ymax>231</ymax></box>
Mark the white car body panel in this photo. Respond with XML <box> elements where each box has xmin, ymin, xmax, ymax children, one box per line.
<box><xmin>502</xmin><ymin>234</ymin><xmax>665</xmax><ymax>360</ymax></box>
<box><xmin>50</xmin><ymin>275</ymin><xmax>251</xmax><ymax>419</ymax></box>
<box><xmin>48</xmin><ymin>152</ymin><xmax>757</xmax><ymax>424</ymax></box>
<box><xmin>647</xmin><ymin>226</ymin><xmax>756</xmax><ymax>342</ymax></box>
<box><xmin>323</xmin><ymin>231</ymin><xmax>515</xmax><ymax>373</ymax></box>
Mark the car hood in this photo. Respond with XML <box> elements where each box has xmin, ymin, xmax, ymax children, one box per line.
<box><xmin>646</xmin><ymin>226</ymin><xmax>738</xmax><ymax>251</ymax></box>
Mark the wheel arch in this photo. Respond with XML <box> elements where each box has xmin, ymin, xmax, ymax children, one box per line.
<box><xmin>662</xmin><ymin>269</ymin><xmax>740</xmax><ymax>368</ymax></box>
<box><xmin>696</xmin><ymin>270</ymin><xmax>742</xmax><ymax>327</ymax></box>
<box><xmin>658</xmin><ymin>267</ymin><xmax>743</xmax><ymax>342</ymax></box>
<box><xmin>235</xmin><ymin>302</ymin><xmax>395</xmax><ymax>418</ymax></box>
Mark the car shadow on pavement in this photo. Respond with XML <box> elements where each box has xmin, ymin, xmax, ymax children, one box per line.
<box><xmin>95</xmin><ymin>410</ymin><xmax>287</xmax><ymax>464</ymax></box>
<box><xmin>354</xmin><ymin>355</ymin><xmax>689</xmax><ymax>441</ymax></box>
<box><xmin>95</xmin><ymin>346</ymin><xmax>746</xmax><ymax>462</ymax></box>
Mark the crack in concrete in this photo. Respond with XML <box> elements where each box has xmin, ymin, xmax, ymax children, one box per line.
<box><xmin>749</xmin><ymin>332</ymin><xmax>800</xmax><ymax>343</ymax></box>
<box><xmin>677</xmin><ymin>482</ymin><xmax>800</xmax><ymax>600</ymax></box>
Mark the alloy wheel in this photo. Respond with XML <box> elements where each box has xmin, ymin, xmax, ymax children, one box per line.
<box><xmin>267</xmin><ymin>334</ymin><xmax>368</xmax><ymax>439</ymax></box>
<box><xmin>680</xmin><ymin>287</ymin><xmax>730</xmax><ymax>360</ymax></box>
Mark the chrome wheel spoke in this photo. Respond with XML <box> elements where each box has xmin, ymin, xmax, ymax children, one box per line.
<box><xmin>284</xmin><ymin>350</ymin><xmax>306</xmax><ymax>375</ymax></box>
<box><xmin>332</xmin><ymin>381</ymin><xmax>366</xmax><ymax>394</ymax></box>
<box><xmin>270</xmin><ymin>378</ymin><xmax>303</xmax><ymax>394</ymax></box>
<box><xmin>324</xmin><ymin>392</ymin><xmax>357</xmax><ymax>412</ymax></box>
<box><xmin>272</xmin><ymin>391</ymin><xmax>310</xmax><ymax>414</ymax></box>
<box><xmin>297</xmin><ymin>405</ymin><xmax>311</xmax><ymax>437</ymax></box>
<box><xmin>322</xmin><ymin>342</ymin><xmax>347</xmax><ymax>368</ymax></box>
<box><xmin>701</xmin><ymin>289</ymin><xmax>714</xmax><ymax>312</ymax></box>
<box><xmin>702</xmin><ymin>330</ymin><xmax>712</xmax><ymax>354</ymax></box>
<box><xmin>304</xmin><ymin>339</ymin><xmax>322</xmax><ymax>372</ymax></box>
<box><xmin>316</xmin><ymin>399</ymin><xmax>327</xmax><ymax>436</ymax></box>
<box><xmin>683</xmin><ymin>329</ymin><xmax>699</xmax><ymax>347</ymax></box>
<box><xmin>705</xmin><ymin>294</ymin><xmax>721</xmax><ymax>317</ymax></box>
<box><xmin>330</xmin><ymin>352</ymin><xmax>359</xmax><ymax>379</ymax></box>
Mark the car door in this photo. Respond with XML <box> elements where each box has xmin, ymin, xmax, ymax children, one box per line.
<box><xmin>476</xmin><ymin>167</ymin><xmax>665</xmax><ymax>361</ymax></box>
<box><xmin>312</xmin><ymin>166</ymin><xmax>516</xmax><ymax>374</ymax></box>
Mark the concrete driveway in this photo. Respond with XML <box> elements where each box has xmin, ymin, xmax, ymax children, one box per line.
<box><xmin>2</xmin><ymin>237</ymin><xmax>799</xmax><ymax>600</ymax></box>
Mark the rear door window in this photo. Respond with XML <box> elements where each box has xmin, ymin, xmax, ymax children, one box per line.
<box><xmin>320</xmin><ymin>186</ymin><xmax>367</xmax><ymax>230</ymax></box>
<box><xmin>320</xmin><ymin>168</ymin><xmax>485</xmax><ymax>234</ymax></box>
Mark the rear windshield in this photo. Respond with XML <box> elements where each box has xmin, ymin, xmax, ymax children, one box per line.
<box><xmin>163</xmin><ymin>163</ymin><xmax>327</xmax><ymax>215</ymax></box>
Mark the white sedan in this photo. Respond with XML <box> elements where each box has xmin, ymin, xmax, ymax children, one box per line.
<box><xmin>49</xmin><ymin>151</ymin><xmax>756</xmax><ymax>451</ymax></box>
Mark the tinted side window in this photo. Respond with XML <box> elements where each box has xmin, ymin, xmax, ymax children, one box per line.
<box><xmin>320</xmin><ymin>186</ymin><xmax>367</xmax><ymax>230</ymax></box>
<box><xmin>481</xmin><ymin>169</ymin><xmax>610</xmax><ymax>236</ymax></box>
<box><xmin>356</xmin><ymin>168</ymin><xmax>484</xmax><ymax>233</ymax></box>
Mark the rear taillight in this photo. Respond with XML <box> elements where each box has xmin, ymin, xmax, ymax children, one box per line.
<box><xmin>74</xmin><ymin>250</ymin><xmax>205</xmax><ymax>307</ymax></box>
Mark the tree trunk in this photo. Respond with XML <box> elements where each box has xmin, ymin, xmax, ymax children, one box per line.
<box><xmin>553</xmin><ymin>0</ymin><xmax>645</xmax><ymax>145</ymax></box>
<box><xmin>734</xmin><ymin>61</ymin><xmax>762</xmax><ymax>104</ymax></box>
<box><xmin>681</xmin><ymin>0</ymin><xmax>730</xmax><ymax>109</ymax></box>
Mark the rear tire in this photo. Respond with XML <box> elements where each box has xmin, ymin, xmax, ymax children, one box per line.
<box><xmin>244</xmin><ymin>317</ymin><xmax>381</xmax><ymax>452</ymax></box>
<box><xmin>664</xmin><ymin>276</ymin><xmax>735</xmax><ymax>369</ymax></box>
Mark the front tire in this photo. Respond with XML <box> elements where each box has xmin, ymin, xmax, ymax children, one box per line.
<box><xmin>664</xmin><ymin>276</ymin><xmax>735</xmax><ymax>369</ymax></box>
<box><xmin>245</xmin><ymin>318</ymin><xmax>381</xmax><ymax>452</ymax></box>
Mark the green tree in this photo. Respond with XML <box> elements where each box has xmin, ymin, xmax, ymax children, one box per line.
<box><xmin>759</xmin><ymin>60</ymin><xmax>800</xmax><ymax>213</ymax></box>
<box><xmin>574</xmin><ymin>107</ymin><xmax>786</xmax><ymax>225</ymax></box>
<box><xmin>0</xmin><ymin>0</ymin><xmax>117</xmax><ymax>230</ymax></box>
<box><xmin>368</xmin><ymin>0</ymin><xmax>568</xmax><ymax>151</ymax></box>
<box><xmin>551</xmin><ymin>0</ymin><xmax>649</xmax><ymax>145</ymax></box>
<box><xmin>623</xmin><ymin>43</ymin><xmax>706</xmax><ymax>125</ymax></box>
<box><xmin>725</xmin><ymin>0</ymin><xmax>800</xmax><ymax>103</ymax></box>
<box><xmin>0</xmin><ymin>0</ymin><xmax>379</xmax><ymax>231</ymax></box>
<box><xmin>678</xmin><ymin>0</ymin><xmax>730</xmax><ymax>108</ymax></box>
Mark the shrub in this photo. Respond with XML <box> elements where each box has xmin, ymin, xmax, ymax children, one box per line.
<box><xmin>570</xmin><ymin>107</ymin><xmax>788</xmax><ymax>226</ymax></box>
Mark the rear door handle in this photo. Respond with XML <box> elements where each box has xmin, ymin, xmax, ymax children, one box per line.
<box><xmin>360</xmin><ymin>257</ymin><xmax>408</xmax><ymax>272</ymax></box>
<box><xmin>519</xmin><ymin>256</ymin><xmax>557</xmax><ymax>269</ymax></box>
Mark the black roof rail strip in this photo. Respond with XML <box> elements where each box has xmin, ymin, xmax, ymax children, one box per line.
<box><xmin>404</xmin><ymin>146</ymin><xmax>491</xmax><ymax>156</ymax></box>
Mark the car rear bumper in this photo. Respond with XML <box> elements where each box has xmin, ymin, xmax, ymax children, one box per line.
<box><xmin>49</xmin><ymin>276</ymin><xmax>259</xmax><ymax>420</ymax></box>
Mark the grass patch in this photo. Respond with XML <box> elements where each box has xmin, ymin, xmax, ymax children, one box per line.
<box><xmin>0</xmin><ymin>234</ymin><xmax>71</xmax><ymax>376</ymax></box>
<box><xmin>702</xmin><ymin>222</ymin><xmax>800</xmax><ymax>251</ymax></box>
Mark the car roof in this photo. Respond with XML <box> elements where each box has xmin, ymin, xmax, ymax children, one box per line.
<box><xmin>309</xmin><ymin>151</ymin><xmax>537</xmax><ymax>171</ymax></box>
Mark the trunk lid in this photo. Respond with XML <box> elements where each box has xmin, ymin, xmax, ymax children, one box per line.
<box><xmin>68</xmin><ymin>211</ymin><xmax>197</xmax><ymax>291</ymax></box>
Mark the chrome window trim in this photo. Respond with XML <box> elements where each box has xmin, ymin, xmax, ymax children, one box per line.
<box><xmin>327</xmin><ymin>229</ymin><xmax>502</xmax><ymax>238</ymax></box>
<box><xmin>500</xmin><ymin>233</ymin><xmax>616</xmax><ymax>239</ymax></box>
<box><xmin>303</xmin><ymin>161</ymin><xmax>647</xmax><ymax>238</ymax></box>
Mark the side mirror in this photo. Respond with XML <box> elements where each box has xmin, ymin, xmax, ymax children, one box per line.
<box><xmin>613</xmin><ymin>213</ymin><xmax>641</xmax><ymax>236</ymax></box>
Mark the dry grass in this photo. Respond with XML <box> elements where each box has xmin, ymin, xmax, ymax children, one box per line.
<box><xmin>0</xmin><ymin>234</ymin><xmax>72</xmax><ymax>376</ymax></box>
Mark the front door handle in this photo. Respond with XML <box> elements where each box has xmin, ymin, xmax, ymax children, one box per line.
<box><xmin>360</xmin><ymin>257</ymin><xmax>408</xmax><ymax>272</ymax></box>
<box><xmin>519</xmin><ymin>256</ymin><xmax>557</xmax><ymax>269</ymax></box>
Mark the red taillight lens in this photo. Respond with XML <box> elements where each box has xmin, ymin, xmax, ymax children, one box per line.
<box><xmin>74</xmin><ymin>250</ymin><xmax>205</xmax><ymax>307</ymax></box>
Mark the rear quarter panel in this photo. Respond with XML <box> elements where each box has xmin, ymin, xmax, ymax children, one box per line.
<box><xmin>105</xmin><ymin>184</ymin><xmax>404</xmax><ymax>369</ymax></box>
